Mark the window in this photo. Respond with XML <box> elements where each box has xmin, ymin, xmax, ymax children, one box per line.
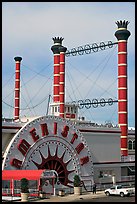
<box><xmin>110</xmin><ymin>186</ymin><xmax>115</xmax><ymax>190</ymax></box>
<box><xmin>128</xmin><ymin>140</ymin><xmax>132</xmax><ymax>150</ymax></box>
<box><xmin>2</xmin><ymin>180</ymin><xmax>10</xmax><ymax>188</ymax></box>
<box><xmin>98</xmin><ymin>171</ymin><xmax>103</xmax><ymax>178</ymax></box>
<box><xmin>128</xmin><ymin>140</ymin><xmax>135</xmax><ymax>150</ymax></box>
<box><xmin>99</xmin><ymin>170</ymin><xmax>113</xmax><ymax>178</ymax></box>
<box><xmin>71</xmin><ymin>107</ymin><xmax>73</xmax><ymax>113</ymax></box>
<box><xmin>117</xmin><ymin>185</ymin><xmax>122</xmax><ymax>189</ymax></box>
<box><xmin>55</xmin><ymin>107</ymin><xmax>57</xmax><ymax>112</ymax></box>
<box><xmin>133</xmin><ymin>140</ymin><xmax>135</xmax><ymax>150</ymax></box>
<box><xmin>74</xmin><ymin>107</ymin><xmax>77</xmax><ymax>113</ymax></box>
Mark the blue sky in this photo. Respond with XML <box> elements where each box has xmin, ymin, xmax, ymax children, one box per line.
<box><xmin>2</xmin><ymin>2</ymin><xmax>135</xmax><ymax>127</ymax></box>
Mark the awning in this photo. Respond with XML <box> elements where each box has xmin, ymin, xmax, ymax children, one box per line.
<box><xmin>2</xmin><ymin>170</ymin><xmax>45</xmax><ymax>180</ymax></box>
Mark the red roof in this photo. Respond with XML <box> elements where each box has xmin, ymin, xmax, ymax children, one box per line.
<box><xmin>2</xmin><ymin>170</ymin><xmax>45</xmax><ymax>180</ymax></box>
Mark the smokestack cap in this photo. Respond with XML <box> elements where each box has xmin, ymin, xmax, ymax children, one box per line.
<box><xmin>115</xmin><ymin>20</ymin><xmax>131</xmax><ymax>41</ymax></box>
<box><xmin>52</xmin><ymin>37</ymin><xmax>64</xmax><ymax>45</ymax></box>
<box><xmin>51</xmin><ymin>37</ymin><xmax>65</xmax><ymax>54</ymax></box>
<box><xmin>59</xmin><ymin>46</ymin><xmax>67</xmax><ymax>53</ymax></box>
<box><xmin>115</xmin><ymin>20</ymin><xmax>130</xmax><ymax>29</ymax></box>
<box><xmin>14</xmin><ymin>56</ymin><xmax>22</xmax><ymax>62</ymax></box>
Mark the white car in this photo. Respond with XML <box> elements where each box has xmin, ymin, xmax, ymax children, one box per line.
<box><xmin>104</xmin><ymin>185</ymin><xmax>135</xmax><ymax>197</ymax></box>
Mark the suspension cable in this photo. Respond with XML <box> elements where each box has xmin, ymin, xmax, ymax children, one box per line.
<box><xmin>2</xmin><ymin>61</ymin><xmax>53</xmax><ymax>115</ymax></box>
<box><xmin>2</xmin><ymin>72</ymin><xmax>15</xmax><ymax>88</ymax></box>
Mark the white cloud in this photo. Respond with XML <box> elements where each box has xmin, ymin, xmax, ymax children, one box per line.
<box><xmin>2</xmin><ymin>2</ymin><xmax>135</xmax><ymax>49</ymax></box>
<box><xmin>2</xmin><ymin>2</ymin><xmax>135</xmax><ymax>126</ymax></box>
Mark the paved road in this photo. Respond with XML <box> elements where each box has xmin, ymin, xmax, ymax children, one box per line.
<box><xmin>28</xmin><ymin>191</ymin><xmax>135</xmax><ymax>202</ymax></box>
<box><xmin>30</xmin><ymin>191</ymin><xmax>106</xmax><ymax>202</ymax></box>
<box><xmin>3</xmin><ymin>191</ymin><xmax>135</xmax><ymax>202</ymax></box>
<box><xmin>71</xmin><ymin>195</ymin><xmax>135</xmax><ymax>202</ymax></box>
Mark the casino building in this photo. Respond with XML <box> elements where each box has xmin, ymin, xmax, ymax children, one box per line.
<box><xmin>2</xmin><ymin>20</ymin><xmax>135</xmax><ymax>196</ymax></box>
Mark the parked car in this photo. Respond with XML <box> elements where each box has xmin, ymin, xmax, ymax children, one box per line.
<box><xmin>104</xmin><ymin>185</ymin><xmax>135</xmax><ymax>197</ymax></box>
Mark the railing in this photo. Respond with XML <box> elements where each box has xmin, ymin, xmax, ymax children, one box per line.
<box><xmin>2</xmin><ymin>188</ymin><xmax>39</xmax><ymax>196</ymax></box>
<box><xmin>121</xmin><ymin>175</ymin><xmax>135</xmax><ymax>181</ymax></box>
<box><xmin>2</xmin><ymin>188</ymin><xmax>11</xmax><ymax>194</ymax></box>
<box><xmin>121</xmin><ymin>155</ymin><xmax>135</xmax><ymax>162</ymax></box>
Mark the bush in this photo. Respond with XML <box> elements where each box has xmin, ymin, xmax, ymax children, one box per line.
<box><xmin>21</xmin><ymin>178</ymin><xmax>29</xmax><ymax>193</ymax></box>
<box><xmin>73</xmin><ymin>174</ymin><xmax>81</xmax><ymax>187</ymax></box>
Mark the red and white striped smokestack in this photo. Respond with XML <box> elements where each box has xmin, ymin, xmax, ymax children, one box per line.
<box><xmin>59</xmin><ymin>45</ymin><xmax>67</xmax><ymax>118</ymax></box>
<box><xmin>14</xmin><ymin>56</ymin><xmax>22</xmax><ymax>120</ymax></box>
<box><xmin>115</xmin><ymin>20</ymin><xmax>131</xmax><ymax>156</ymax></box>
<box><xmin>51</xmin><ymin>37</ymin><xmax>64</xmax><ymax>103</ymax></box>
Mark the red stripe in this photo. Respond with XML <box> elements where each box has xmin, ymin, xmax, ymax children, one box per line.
<box><xmin>118</xmin><ymin>41</ymin><xmax>127</xmax><ymax>52</ymax></box>
<box><xmin>118</xmin><ymin>40</ymin><xmax>128</xmax><ymax>156</ymax></box>
<box><xmin>53</xmin><ymin>55</ymin><xmax>60</xmax><ymax>102</ymax></box>
<box><xmin>118</xmin><ymin>66</ymin><xmax>127</xmax><ymax>75</ymax></box>
<box><xmin>59</xmin><ymin>52</ymin><xmax>65</xmax><ymax>118</ymax></box>
<box><xmin>118</xmin><ymin>78</ymin><xmax>127</xmax><ymax>87</ymax></box>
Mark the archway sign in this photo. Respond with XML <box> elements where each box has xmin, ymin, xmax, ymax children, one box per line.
<box><xmin>2</xmin><ymin>115</ymin><xmax>93</xmax><ymax>188</ymax></box>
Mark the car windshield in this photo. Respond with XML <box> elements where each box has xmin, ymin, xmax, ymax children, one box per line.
<box><xmin>117</xmin><ymin>185</ymin><xmax>122</xmax><ymax>189</ymax></box>
<box><xmin>110</xmin><ymin>186</ymin><xmax>115</xmax><ymax>189</ymax></box>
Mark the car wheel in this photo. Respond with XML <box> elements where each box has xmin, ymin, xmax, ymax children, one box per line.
<box><xmin>105</xmin><ymin>191</ymin><xmax>110</xmax><ymax>196</ymax></box>
<box><xmin>120</xmin><ymin>192</ymin><xmax>124</xmax><ymax>197</ymax></box>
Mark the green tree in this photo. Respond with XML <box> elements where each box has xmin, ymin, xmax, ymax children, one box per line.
<box><xmin>21</xmin><ymin>178</ymin><xmax>29</xmax><ymax>193</ymax></box>
<box><xmin>73</xmin><ymin>174</ymin><xmax>81</xmax><ymax>187</ymax></box>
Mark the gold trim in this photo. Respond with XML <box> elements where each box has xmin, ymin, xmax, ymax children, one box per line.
<box><xmin>118</xmin><ymin>99</ymin><xmax>127</xmax><ymax>102</ymax></box>
<box><xmin>118</xmin><ymin>63</ymin><xmax>127</xmax><ymax>66</ymax></box>
<box><xmin>118</xmin><ymin>87</ymin><xmax>127</xmax><ymax>90</ymax></box>
<box><xmin>118</xmin><ymin>75</ymin><xmax>127</xmax><ymax>78</ymax></box>
<box><xmin>53</xmin><ymin>84</ymin><xmax>60</xmax><ymax>86</ymax></box>
<box><xmin>118</xmin><ymin>111</ymin><xmax>127</xmax><ymax>114</ymax></box>
<box><xmin>121</xmin><ymin>148</ymin><xmax>128</xmax><ymax>150</ymax></box>
<box><xmin>54</xmin><ymin>74</ymin><xmax>60</xmax><ymax>76</ymax></box>
<box><xmin>118</xmin><ymin>40</ymin><xmax>127</xmax><ymax>42</ymax></box>
<box><xmin>121</xmin><ymin>136</ymin><xmax>127</xmax><ymax>138</ymax></box>
<box><xmin>118</xmin><ymin>52</ymin><xmax>127</xmax><ymax>54</ymax></box>
<box><xmin>119</xmin><ymin>124</ymin><xmax>127</xmax><ymax>126</ymax></box>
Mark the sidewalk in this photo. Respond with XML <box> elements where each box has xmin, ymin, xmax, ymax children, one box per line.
<box><xmin>29</xmin><ymin>191</ymin><xmax>106</xmax><ymax>202</ymax></box>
